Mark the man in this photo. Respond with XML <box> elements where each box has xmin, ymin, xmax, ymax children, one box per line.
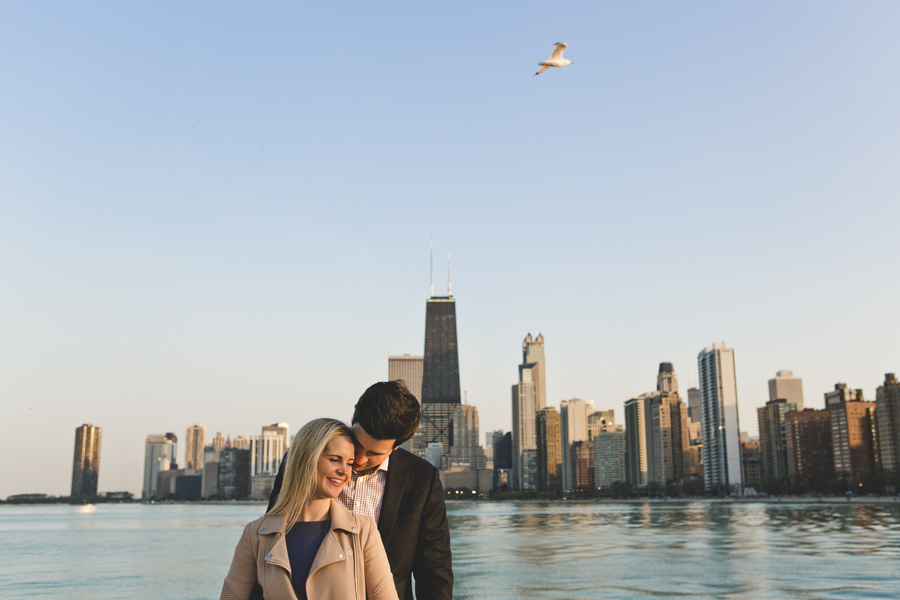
<box><xmin>267</xmin><ymin>381</ymin><xmax>453</xmax><ymax>600</ymax></box>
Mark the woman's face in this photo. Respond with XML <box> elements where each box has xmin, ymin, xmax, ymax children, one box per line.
<box><xmin>313</xmin><ymin>435</ymin><xmax>355</xmax><ymax>501</ymax></box>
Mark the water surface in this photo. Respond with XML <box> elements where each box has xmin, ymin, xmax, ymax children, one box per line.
<box><xmin>1</xmin><ymin>501</ymin><xmax>898</xmax><ymax>599</ymax></box>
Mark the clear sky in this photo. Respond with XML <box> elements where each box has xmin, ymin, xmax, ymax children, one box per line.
<box><xmin>2</xmin><ymin>2</ymin><xmax>898</xmax><ymax>498</ymax></box>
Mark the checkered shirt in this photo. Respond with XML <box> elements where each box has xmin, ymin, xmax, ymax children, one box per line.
<box><xmin>338</xmin><ymin>455</ymin><xmax>389</xmax><ymax>523</ymax></box>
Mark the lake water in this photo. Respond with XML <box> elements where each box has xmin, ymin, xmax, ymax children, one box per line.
<box><xmin>1</xmin><ymin>501</ymin><xmax>899</xmax><ymax>599</ymax></box>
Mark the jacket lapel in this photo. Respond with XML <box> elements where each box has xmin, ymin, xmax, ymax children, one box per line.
<box><xmin>378</xmin><ymin>449</ymin><xmax>409</xmax><ymax>547</ymax></box>
<box><xmin>309</xmin><ymin>500</ymin><xmax>357</xmax><ymax>577</ymax></box>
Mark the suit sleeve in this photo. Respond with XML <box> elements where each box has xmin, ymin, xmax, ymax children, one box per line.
<box><xmin>220</xmin><ymin>523</ymin><xmax>258</xmax><ymax>600</ymax></box>
<box><xmin>412</xmin><ymin>466</ymin><xmax>453</xmax><ymax>600</ymax></box>
<box><xmin>363</xmin><ymin>519</ymin><xmax>400</xmax><ymax>600</ymax></box>
<box><xmin>266</xmin><ymin>453</ymin><xmax>288</xmax><ymax>512</ymax></box>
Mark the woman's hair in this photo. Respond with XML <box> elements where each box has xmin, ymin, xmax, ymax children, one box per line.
<box><xmin>267</xmin><ymin>418</ymin><xmax>354</xmax><ymax>528</ymax></box>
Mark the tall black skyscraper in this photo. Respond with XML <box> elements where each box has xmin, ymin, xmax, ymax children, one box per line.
<box><xmin>72</xmin><ymin>424</ymin><xmax>101</xmax><ymax>497</ymax></box>
<box><xmin>420</xmin><ymin>293</ymin><xmax>461</xmax><ymax>459</ymax></box>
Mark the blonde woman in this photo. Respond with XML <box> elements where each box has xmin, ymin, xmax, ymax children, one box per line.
<box><xmin>220</xmin><ymin>419</ymin><xmax>398</xmax><ymax>600</ymax></box>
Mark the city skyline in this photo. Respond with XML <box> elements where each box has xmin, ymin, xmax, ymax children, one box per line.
<box><xmin>3</xmin><ymin>3</ymin><xmax>899</xmax><ymax>498</ymax></box>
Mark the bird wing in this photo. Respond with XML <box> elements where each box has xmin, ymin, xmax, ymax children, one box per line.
<box><xmin>550</xmin><ymin>42</ymin><xmax>568</xmax><ymax>61</ymax></box>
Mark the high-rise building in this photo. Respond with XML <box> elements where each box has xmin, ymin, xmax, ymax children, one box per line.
<box><xmin>624</xmin><ymin>393</ymin><xmax>651</xmax><ymax>488</ymax></box>
<box><xmin>184</xmin><ymin>424</ymin><xmax>206</xmax><ymax>470</ymax></box>
<box><xmin>785</xmin><ymin>409</ymin><xmax>833</xmax><ymax>487</ymax></box>
<box><xmin>218</xmin><ymin>447</ymin><xmax>252</xmax><ymax>500</ymax></box>
<box><xmin>698</xmin><ymin>342</ymin><xmax>743</xmax><ymax>493</ymax></box>
<box><xmin>420</xmin><ymin>293</ymin><xmax>461</xmax><ymax>458</ymax></box>
<box><xmin>571</xmin><ymin>441</ymin><xmax>594</xmax><ymax>491</ymax></box>
<box><xmin>826</xmin><ymin>384</ymin><xmax>876</xmax><ymax>485</ymax></box>
<box><xmin>876</xmin><ymin>373</ymin><xmax>900</xmax><ymax>478</ymax></box>
<box><xmin>536</xmin><ymin>407</ymin><xmax>562</xmax><ymax>492</ymax></box>
<box><xmin>450</xmin><ymin>404</ymin><xmax>484</xmax><ymax>468</ymax></box>
<box><xmin>593</xmin><ymin>429</ymin><xmax>626</xmax><ymax>489</ymax></box>
<box><xmin>71</xmin><ymin>424</ymin><xmax>101</xmax><ymax>497</ymax></box>
<box><xmin>522</xmin><ymin>333</ymin><xmax>546</xmax><ymax>409</ymax></box>
<box><xmin>388</xmin><ymin>355</ymin><xmax>424</xmax><ymax>402</ymax></box>
<box><xmin>512</xmin><ymin>362</ymin><xmax>540</xmax><ymax>490</ymax></box>
<box><xmin>258</xmin><ymin>423</ymin><xmax>289</xmax><ymax>476</ymax></box>
<box><xmin>644</xmin><ymin>363</ymin><xmax>690</xmax><ymax>487</ymax></box>
<box><xmin>646</xmin><ymin>390</ymin><xmax>690</xmax><ymax>486</ymax></box>
<box><xmin>657</xmin><ymin>362</ymin><xmax>678</xmax><ymax>394</ymax></box>
<box><xmin>425</xmin><ymin>443</ymin><xmax>443</xmax><ymax>469</ymax></box>
<box><xmin>740</xmin><ymin>435</ymin><xmax>761</xmax><ymax>490</ymax></box>
<box><xmin>687</xmin><ymin>387</ymin><xmax>702</xmax><ymax>426</ymax></box>
<box><xmin>587</xmin><ymin>410</ymin><xmax>616</xmax><ymax>440</ymax></box>
<box><xmin>143</xmin><ymin>433</ymin><xmax>177</xmax><ymax>500</ymax></box>
<box><xmin>560</xmin><ymin>398</ymin><xmax>594</xmax><ymax>491</ymax></box>
<box><xmin>757</xmin><ymin>398</ymin><xmax>797</xmax><ymax>479</ymax></box>
<box><xmin>201</xmin><ymin>445</ymin><xmax>221</xmax><ymax>499</ymax></box>
<box><xmin>768</xmin><ymin>370</ymin><xmax>804</xmax><ymax>411</ymax></box>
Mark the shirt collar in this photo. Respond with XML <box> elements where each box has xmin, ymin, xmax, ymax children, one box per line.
<box><xmin>353</xmin><ymin>454</ymin><xmax>390</xmax><ymax>478</ymax></box>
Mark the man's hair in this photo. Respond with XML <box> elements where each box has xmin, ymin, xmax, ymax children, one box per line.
<box><xmin>352</xmin><ymin>380</ymin><xmax>421</xmax><ymax>446</ymax></box>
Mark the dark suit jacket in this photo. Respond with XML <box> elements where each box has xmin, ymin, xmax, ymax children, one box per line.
<box><xmin>266</xmin><ymin>449</ymin><xmax>453</xmax><ymax>600</ymax></box>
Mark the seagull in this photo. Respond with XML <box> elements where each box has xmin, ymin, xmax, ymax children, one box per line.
<box><xmin>534</xmin><ymin>42</ymin><xmax>572</xmax><ymax>76</ymax></box>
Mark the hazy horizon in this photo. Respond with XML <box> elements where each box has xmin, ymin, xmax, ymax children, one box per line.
<box><xmin>2</xmin><ymin>2</ymin><xmax>898</xmax><ymax>497</ymax></box>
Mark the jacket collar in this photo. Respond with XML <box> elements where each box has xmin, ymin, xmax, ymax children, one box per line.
<box><xmin>257</xmin><ymin>499</ymin><xmax>361</xmax><ymax>537</ymax></box>
<box><xmin>256</xmin><ymin>499</ymin><xmax>362</xmax><ymax>578</ymax></box>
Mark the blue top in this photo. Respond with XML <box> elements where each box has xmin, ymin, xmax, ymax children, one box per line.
<box><xmin>285</xmin><ymin>520</ymin><xmax>331</xmax><ymax>600</ymax></box>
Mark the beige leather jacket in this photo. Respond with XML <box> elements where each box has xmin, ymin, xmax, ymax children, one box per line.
<box><xmin>220</xmin><ymin>499</ymin><xmax>398</xmax><ymax>600</ymax></box>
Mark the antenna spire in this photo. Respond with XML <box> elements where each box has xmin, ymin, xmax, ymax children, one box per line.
<box><xmin>448</xmin><ymin>253</ymin><xmax>452</xmax><ymax>297</ymax></box>
<box><xmin>430</xmin><ymin>239</ymin><xmax>434</xmax><ymax>297</ymax></box>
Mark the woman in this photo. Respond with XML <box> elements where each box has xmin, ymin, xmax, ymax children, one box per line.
<box><xmin>220</xmin><ymin>418</ymin><xmax>398</xmax><ymax>600</ymax></box>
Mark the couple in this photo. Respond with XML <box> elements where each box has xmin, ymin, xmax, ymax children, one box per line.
<box><xmin>220</xmin><ymin>380</ymin><xmax>453</xmax><ymax>600</ymax></box>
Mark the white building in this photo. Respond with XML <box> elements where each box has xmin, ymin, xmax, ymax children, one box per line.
<box><xmin>142</xmin><ymin>433</ymin><xmax>177</xmax><ymax>500</ymax></box>
<box><xmin>593</xmin><ymin>430</ymin><xmax>626</xmax><ymax>488</ymax></box>
<box><xmin>698</xmin><ymin>342</ymin><xmax>743</xmax><ymax>493</ymax></box>
<box><xmin>258</xmin><ymin>423</ymin><xmax>289</xmax><ymax>476</ymax></box>
<box><xmin>512</xmin><ymin>364</ymin><xmax>540</xmax><ymax>490</ymax></box>
<box><xmin>425</xmin><ymin>443</ymin><xmax>443</xmax><ymax>469</ymax></box>
<box><xmin>768</xmin><ymin>370</ymin><xmax>804</xmax><ymax>410</ymax></box>
<box><xmin>560</xmin><ymin>398</ymin><xmax>594</xmax><ymax>491</ymax></box>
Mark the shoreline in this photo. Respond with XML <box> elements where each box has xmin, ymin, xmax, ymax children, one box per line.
<box><xmin>3</xmin><ymin>496</ymin><xmax>899</xmax><ymax>507</ymax></box>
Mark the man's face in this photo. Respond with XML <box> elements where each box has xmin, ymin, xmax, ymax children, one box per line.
<box><xmin>350</xmin><ymin>423</ymin><xmax>397</xmax><ymax>473</ymax></box>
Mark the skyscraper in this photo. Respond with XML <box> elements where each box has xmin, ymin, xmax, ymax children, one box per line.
<box><xmin>698</xmin><ymin>342</ymin><xmax>743</xmax><ymax>493</ymax></box>
<box><xmin>450</xmin><ymin>404</ymin><xmax>483</xmax><ymax>468</ymax></box>
<box><xmin>421</xmin><ymin>292</ymin><xmax>461</xmax><ymax>458</ymax></box>
<box><xmin>644</xmin><ymin>363</ymin><xmax>689</xmax><ymax>486</ymax></box>
<box><xmin>143</xmin><ymin>433</ymin><xmax>177</xmax><ymax>500</ymax></box>
<box><xmin>258</xmin><ymin>423</ymin><xmax>289</xmax><ymax>476</ymax></box>
<box><xmin>826</xmin><ymin>384</ymin><xmax>876</xmax><ymax>485</ymax></box>
<box><xmin>768</xmin><ymin>370</ymin><xmax>804</xmax><ymax>411</ymax></box>
<box><xmin>512</xmin><ymin>363</ymin><xmax>539</xmax><ymax>490</ymax></box>
<box><xmin>875</xmin><ymin>373</ymin><xmax>900</xmax><ymax>478</ymax></box>
<box><xmin>71</xmin><ymin>424</ymin><xmax>101</xmax><ymax>497</ymax></box>
<box><xmin>522</xmin><ymin>333</ymin><xmax>546</xmax><ymax>409</ymax></box>
<box><xmin>560</xmin><ymin>398</ymin><xmax>594</xmax><ymax>491</ymax></box>
<box><xmin>785</xmin><ymin>409</ymin><xmax>833</xmax><ymax>487</ymax></box>
<box><xmin>687</xmin><ymin>387</ymin><xmax>702</xmax><ymax>426</ymax></box>
<box><xmin>185</xmin><ymin>424</ymin><xmax>206</xmax><ymax>470</ymax></box>
<box><xmin>593</xmin><ymin>429</ymin><xmax>626</xmax><ymax>489</ymax></box>
<box><xmin>624</xmin><ymin>394</ymin><xmax>651</xmax><ymax>488</ymax></box>
<box><xmin>757</xmin><ymin>399</ymin><xmax>796</xmax><ymax>479</ymax></box>
<box><xmin>388</xmin><ymin>355</ymin><xmax>424</xmax><ymax>402</ymax></box>
<box><xmin>536</xmin><ymin>406</ymin><xmax>562</xmax><ymax>492</ymax></box>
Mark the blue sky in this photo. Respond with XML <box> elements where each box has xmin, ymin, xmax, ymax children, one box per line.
<box><xmin>2</xmin><ymin>2</ymin><xmax>898</xmax><ymax>497</ymax></box>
